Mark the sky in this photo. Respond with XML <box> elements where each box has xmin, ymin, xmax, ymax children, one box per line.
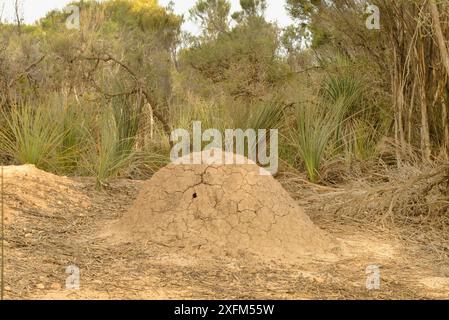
<box><xmin>0</xmin><ymin>0</ymin><xmax>293</xmax><ymax>34</ymax></box>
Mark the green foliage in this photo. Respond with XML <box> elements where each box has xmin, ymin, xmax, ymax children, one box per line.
<box><xmin>285</xmin><ymin>0</ymin><xmax>325</xmax><ymax>47</ymax></box>
<box><xmin>0</xmin><ymin>0</ymin><xmax>426</xmax><ymax>186</ymax></box>
<box><xmin>0</xmin><ymin>103</ymin><xmax>68</xmax><ymax>171</ymax></box>
<box><xmin>85</xmin><ymin>106</ymin><xmax>134</xmax><ymax>187</ymax></box>
<box><xmin>292</xmin><ymin>98</ymin><xmax>349</xmax><ymax>183</ymax></box>
<box><xmin>321</xmin><ymin>75</ymin><xmax>364</xmax><ymax>111</ymax></box>
<box><xmin>342</xmin><ymin>119</ymin><xmax>380</xmax><ymax>161</ymax></box>
<box><xmin>232</xmin><ymin>0</ymin><xmax>267</xmax><ymax>21</ymax></box>
<box><xmin>189</xmin><ymin>0</ymin><xmax>231</xmax><ymax>39</ymax></box>
<box><xmin>179</xmin><ymin>15</ymin><xmax>288</xmax><ymax>103</ymax></box>
<box><xmin>245</xmin><ymin>101</ymin><xmax>285</xmax><ymax>132</ymax></box>
<box><xmin>286</xmin><ymin>0</ymin><xmax>320</xmax><ymax>21</ymax></box>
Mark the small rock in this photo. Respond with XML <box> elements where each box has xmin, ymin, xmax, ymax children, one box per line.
<box><xmin>5</xmin><ymin>286</ymin><xmax>11</xmax><ymax>291</ymax></box>
<box><xmin>50</xmin><ymin>283</ymin><xmax>62</xmax><ymax>290</ymax></box>
<box><xmin>36</xmin><ymin>283</ymin><xmax>45</xmax><ymax>289</ymax></box>
<box><xmin>24</xmin><ymin>233</ymin><xmax>32</xmax><ymax>238</ymax></box>
<box><xmin>80</xmin><ymin>201</ymin><xmax>90</xmax><ymax>209</ymax></box>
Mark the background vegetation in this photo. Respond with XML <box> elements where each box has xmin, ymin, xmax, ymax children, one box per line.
<box><xmin>0</xmin><ymin>0</ymin><xmax>448</xmax><ymax>187</ymax></box>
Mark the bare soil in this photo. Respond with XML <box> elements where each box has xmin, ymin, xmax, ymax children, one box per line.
<box><xmin>1</xmin><ymin>164</ymin><xmax>449</xmax><ymax>299</ymax></box>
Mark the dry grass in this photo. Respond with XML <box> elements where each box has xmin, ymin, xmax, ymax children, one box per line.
<box><xmin>280</xmin><ymin>164</ymin><xmax>449</xmax><ymax>269</ymax></box>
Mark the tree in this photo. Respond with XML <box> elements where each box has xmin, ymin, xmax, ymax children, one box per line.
<box><xmin>232</xmin><ymin>0</ymin><xmax>267</xmax><ymax>23</ymax></box>
<box><xmin>283</xmin><ymin>0</ymin><xmax>449</xmax><ymax>163</ymax></box>
<box><xmin>189</xmin><ymin>0</ymin><xmax>231</xmax><ymax>40</ymax></box>
<box><xmin>429</xmin><ymin>1</ymin><xmax>449</xmax><ymax>78</ymax></box>
<box><xmin>180</xmin><ymin>6</ymin><xmax>287</xmax><ymax>104</ymax></box>
<box><xmin>14</xmin><ymin>0</ymin><xmax>23</xmax><ymax>35</ymax></box>
<box><xmin>428</xmin><ymin>0</ymin><xmax>449</xmax><ymax>155</ymax></box>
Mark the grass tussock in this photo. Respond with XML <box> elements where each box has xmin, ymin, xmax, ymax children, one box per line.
<box><xmin>0</xmin><ymin>103</ymin><xmax>68</xmax><ymax>172</ymax></box>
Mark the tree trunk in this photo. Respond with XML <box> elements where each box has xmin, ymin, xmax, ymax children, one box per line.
<box><xmin>14</xmin><ymin>0</ymin><xmax>21</xmax><ymax>35</ymax></box>
<box><xmin>419</xmin><ymin>84</ymin><xmax>432</xmax><ymax>163</ymax></box>
<box><xmin>417</xmin><ymin>42</ymin><xmax>432</xmax><ymax>163</ymax></box>
<box><xmin>443</xmin><ymin>90</ymin><xmax>449</xmax><ymax>158</ymax></box>
<box><xmin>429</xmin><ymin>1</ymin><xmax>449</xmax><ymax>78</ymax></box>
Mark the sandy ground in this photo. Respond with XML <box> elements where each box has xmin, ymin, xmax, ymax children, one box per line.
<box><xmin>1</xmin><ymin>165</ymin><xmax>448</xmax><ymax>299</ymax></box>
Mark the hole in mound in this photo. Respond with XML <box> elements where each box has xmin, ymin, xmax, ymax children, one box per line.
<box><xmin>192</xmin><ymin>192</ymin><xmax>197</xmax><ymax>199</ymax></box>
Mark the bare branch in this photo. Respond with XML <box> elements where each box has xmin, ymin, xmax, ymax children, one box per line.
<box><xmin>8</xmin><ymin>55</ymin><xmax>46</xmax><ymax>88</ymax></box>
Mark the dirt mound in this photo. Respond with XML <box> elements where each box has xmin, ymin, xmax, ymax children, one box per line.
<box><xmin>1</xmin><ymin>165</ymin><xmax>90</xmax><ymax>224</ymax></box>
<box><xmin>110</xmin><ymin>151</ymin><xmax>336</xmax><ymax>260</ymax></box>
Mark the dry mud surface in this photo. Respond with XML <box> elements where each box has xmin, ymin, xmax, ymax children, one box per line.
<box><xmin>108</xmin><ymin>159</ymin><xmax>335</xmax><ymax>260</ymax></box>
<box><xmin>1</xmin><ymin>164</ymin><xmax>449</xmax><ymax>299</ymax></box>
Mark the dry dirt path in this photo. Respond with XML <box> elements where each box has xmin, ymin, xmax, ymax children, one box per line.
<box><xmin>1</xmin><ymin>165</ymin><xmax>448</xmax><ymax>299</ymax></box>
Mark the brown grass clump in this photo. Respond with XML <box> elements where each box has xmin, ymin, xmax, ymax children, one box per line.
<box><xmin>281</xmin><ymin>164</ymin><xmax>449</xmax><ymax>263</ymax></box>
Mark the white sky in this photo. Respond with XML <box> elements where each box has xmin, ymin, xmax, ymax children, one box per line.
<box><xmin>0</xmin><ymin>0</ymin><xmax>293</xmax><ymax>34</ymax></box>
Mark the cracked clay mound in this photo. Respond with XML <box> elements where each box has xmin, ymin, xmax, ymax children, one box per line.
<box><xmin>111</xmin><ymin>151</ymin><xmax>336</xmax><ymax>260</ymax></box>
